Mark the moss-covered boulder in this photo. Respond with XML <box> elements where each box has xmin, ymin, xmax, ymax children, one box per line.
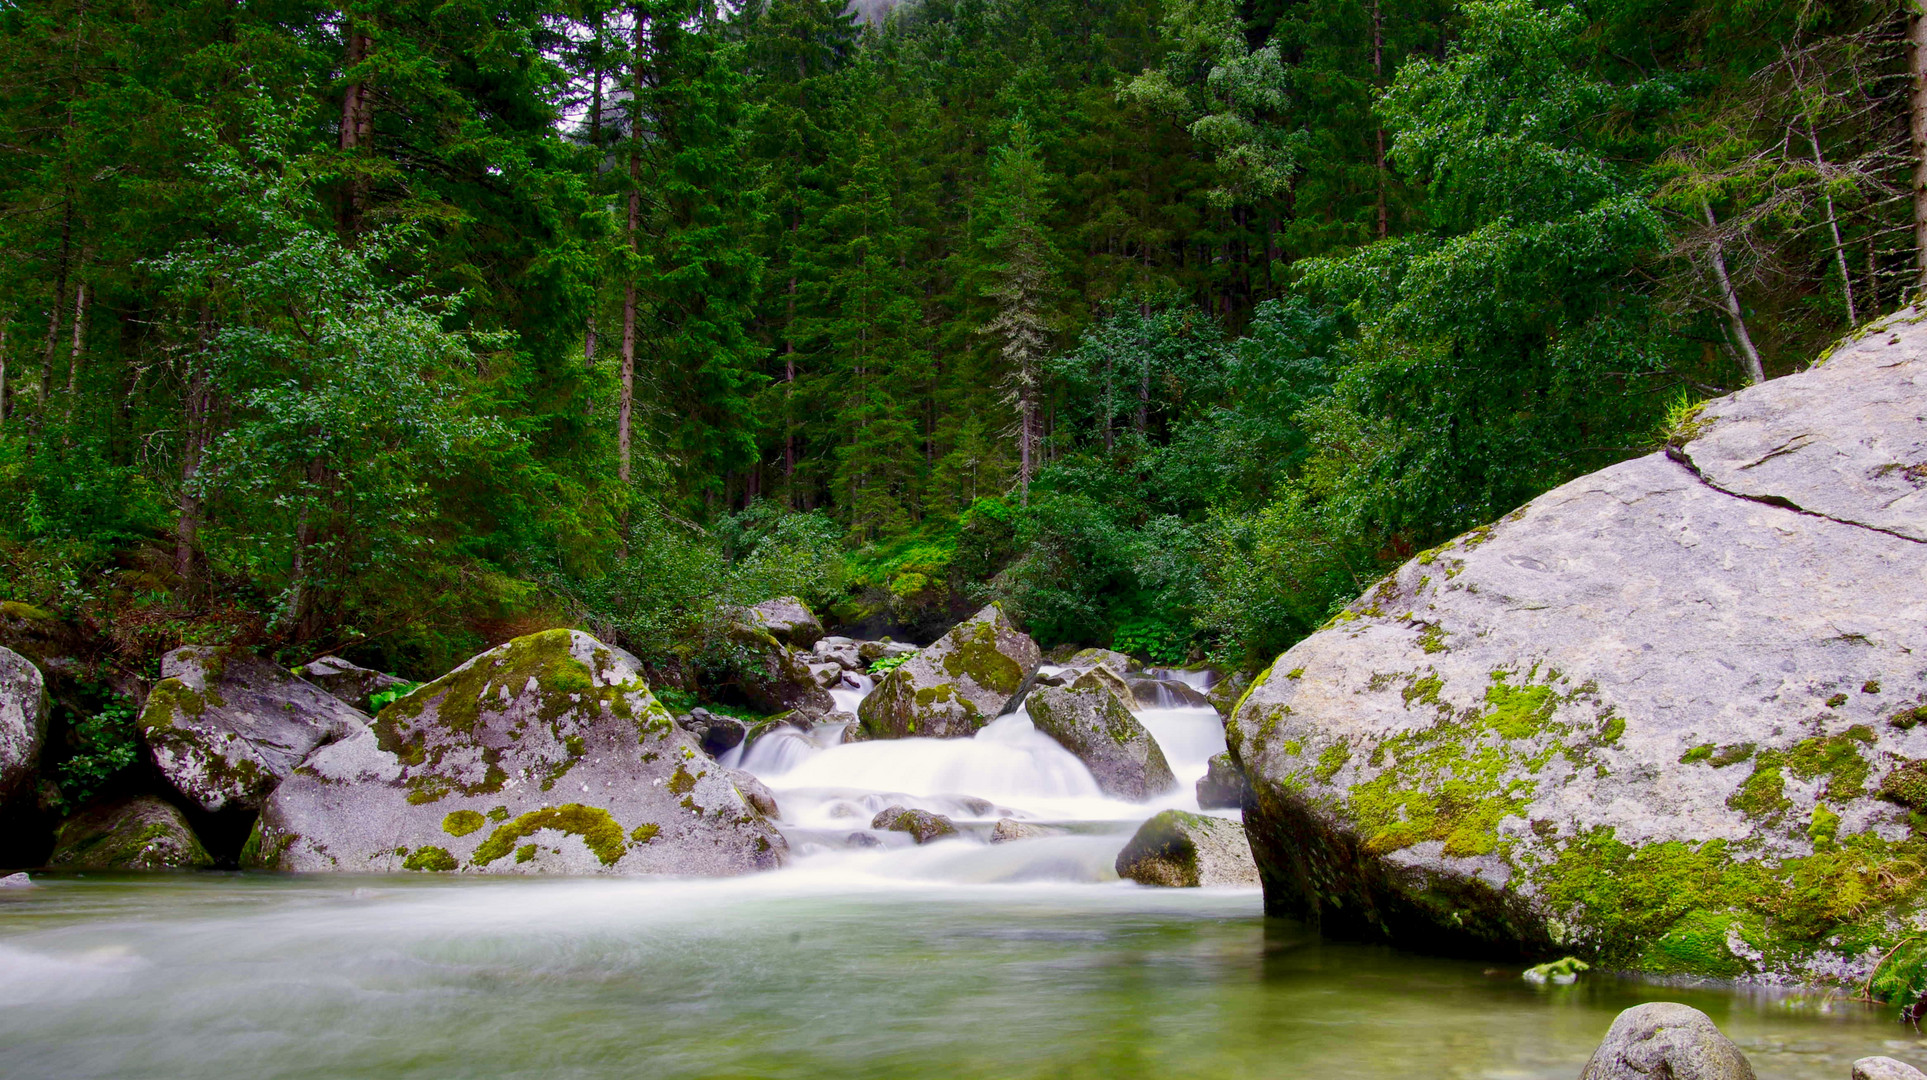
<box><xmin>1115</xmin><ymin>810</ymin><xmax>1258</xmax><ymax>887</ymax></box>
<box><xmin>746</xmin><ymin>597</ymin><xmax>825</xmax><ymax>649</ymax></box>
<box><xmin>0</xmin><ymin>646</ymin><xmax>47</xmax><ymax>805</ymax></box>
<box><xmin>871</xmin><ymin>806</ymin><xmax>958</xmax><ymax>844</ymax></box>
<box><xmin>49</xmin><ymin>796</ymin><xmax>213</xmax><ymax>870</ymax></box>
<box><xmin>252</xmin><ymin>629</ymin><xmax>786</xmax><ymax>876</ymax></box>
<box><xmin>298</xmin><ymin>656</ymin><xmax>408</xmax><ymax>711</ymax></box>
<box><xmin>732</xmin><ymin>624</ymin><xmax>835</xmax><ymax>716</ymax></box>
<box><xmin>136</xmin><ymin>646</ymin><xmax>370</xmax><ymax>813</ymax></box>
<box><xmin>1229</xmin><ymin>310</ymin><xmax>1927</xmax><ymax>989</ymax></box>
<box><xmin>1206</xmin><ymin>670</ymin><xmax>1253</xmax><ymax>718</ymax></box>
<box><xmin>1196</xmin><ymin>752</ymin><xmax>1250</xmax><ymax>810</ymax></box>
<box><xmin>1028</xmin><ymin>675</ymin><xmax>1176</xmax><ymax>800</ymax></box>
<box><xmin>857</xmin><ymin>604</ymin><xmax>1040</xmax><ymax>739</ymax></box>
<box><xmin>1067</xmin><ymin>648</ymin><xmax>1135</xmax><ymax>675</ymax></box>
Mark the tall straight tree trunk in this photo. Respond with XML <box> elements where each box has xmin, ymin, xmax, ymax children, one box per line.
<box><xmin>1802</xmin><ymin>124</ymin><xmax>1857</xmax><ymax>325</ymax></box>
<box><xmin>175</xmin><ymin>306</ymin><xmax>213</xmax><ymax>587</ymax></box>
<box><xmin>39</xmin><ymin>206</ymin><xmax>72</xmax><ymax>412</ymax></box>
<box><xmin>1373</xmin><ymin>0</ymin><xmax>1388</xmax><ymax>240</ymax></box>
<box><xmin>64</xmin><ymin>281</ymin><xmax>88</xmax><ymax>397</ymax></box>
<box><xmin>585</xmin><ymin>6</ymin><xmax>603</xmax><ymax>381</ymax></box>
<box><xmin>0</xmin><ymin>318</ymin><xmax>10</xmax><ymax>427</ymax></box>
<box><xmin>618</xmin><ymin>6</ymin><xmax>644</xmax><ymax>487</ymax></box>
<box><xmin>338</xmin><ymin>14</ymin><xmax>375</xmax><ymax>237</ymax></box>
<box><xmin>1702</xmin><ymin>199</ymin><xmax>1766</xmax><ymax>384</ymax></box>
<box><xmin>1912</xmin><ymin>0</ymin><xmax>1927</xmax><ymax>287</ymax></box>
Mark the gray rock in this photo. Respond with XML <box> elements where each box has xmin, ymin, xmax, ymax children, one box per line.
<box><xmin>1127</xmin><ymin>677</ymin><xmax>1213</xmax><ymax>710</ymax></box>
<box><xmin>1196</xmin><ymin>752</ymin><xmax>1250</xmax><ymax>810</ymax></box>
<box><xmin>1228</xmin><ymin>311</ymin><xmax>1927</xmax><ymax>983</ymax></box>
<box><xmin>858</xmin><ymin>640</ymin><xmax>918</xmax><ymax>664</ymax></box>
<box><xmin>733</xmin><ymin>629</ymin><xmax>835</xmax><ymax>716</ymax></box>
<box><xmin>298</xmin><ymin>656</ymin><xmax>407</xmax><ymax>710</ymax></box>
<box><xmin>138</xmin><ymin>647</ymin><xmax>370</xmax><ymax>813</ymax></box>
<box><xmin>845</xmin><ymin>831</ymin><xmax>883</xmax><ymax>848</ymax></box>
<box><xmin>1115</xmin><ymin>810</ymin><xmax>1259</xmax><ymax>887</ymax></box>
<box><xmin>989</xmin><ymin>819</ymin><xmax>1064</xmax><ymax>843</ymax></box>
<box><xmin>252</xmin><ymin>629</ymin><xmax>787</xmax><ymax>876</ymax></box>
<box><xmin>1206</xmin><ymin>670</ymin><xmax>1253</xmax><ymax>718</ymax></box>
<box><xmin>1028</xmin><ymin>677</ymin><xmax>1176</xmax><ymax>801</ymax></box>
<box><xmin>857</xmin><ymin>604</ymin><xmax>1041</xmax><ymax>739</ymax></box>
<box><xmin>871</xmin><ymin>806</ymin><xmax>958</xmax><ymax>844</ymax></box>
<box><xmin>49</xmin><ymin>796</ymin><xmax>213</xmax><ymax>870</ymax></box>
<box><xmin>1067</xmin><ymin>648</ymin><xmax>1136</xmax><ymax>675</ymax></box>
<box><xmin>806</xmin><ymin>661</ymin><xmax>843</xmax><ymax>690</ymax></box>
<box><xmin>810</xmin><ymin>640</ymin><xmax>863</xmax><ymax>671</ymax></box>
<box><xmin>0</xmin><ymin>646</ymin><xmax>47</xmax><ymax>805</ymax></box>
<box><xmin>676</xmin><ymin>708</ymin><xmax>746</xmax><ymax>757</ymax></box>
<box><xmin>746</xmin><ymin>596</ymin><xmax>825</xmax><ymax>649</ymax></box>
<box><xmin>1579</xmin><ymin>1003</ymin><xmax>1755</xmax><ymax>1080</ymax></box>
<box><xmin>0</xmin><ymin>871</ymin><xmax>31</xmax><ymax>887</ymax></box>
<box><xmin>1854</xmin><ymin>1056</ymin><xmax>1927</xmax><ymax>1080</ymax></box>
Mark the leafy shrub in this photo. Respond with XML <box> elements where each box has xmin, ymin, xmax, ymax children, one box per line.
<box><xmin>56</xmin><ymin>692</ymin><xmax>141</xmax><ymax>810</ymax></box>
<box><xmin>867</xmin><ymin>651</ymin><xmax>916</xmax><ymax>677</ymax></box>
<box><xmin>368</xmin><ymin>682</ymin><xmax>422</xmax><ymax>713</ymax></box>
<box><xmin>1111</xmin><ymin>616</ymin><xmax>1189</xmax><ymax>665</ymax></box>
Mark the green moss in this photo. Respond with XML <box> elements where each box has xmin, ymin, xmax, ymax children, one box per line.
<box><xmin>1523</xmin><ymin>956</ymin><xmax>1589</xmax><ymax>981</ymax></box>
<box><xmin>1402</xmin><ymin>675</ymin><xmax>1444</xmax><ymax>709</ymax></box>
<box><xmin>487</xmin><ymin>805</ymin><xmax>509</xmax><ymax>822</ymax></box>
<box><xmin>1710</xmin><ymin>742</ymin><xmax>1754</xmax><ymax>768</ymax></box>
<box><xmin>1680</xmin><ymin>744</ymin><xmax>1714</xmax><ymax>765</ymax></box>
<box><xmin>630</xmin><ymin>823</ymin><xmax>660</xmax><ymax>843</ymax></box>
<box><xmin>1864</xmin><ymin>680</ymin><xmax>1882</xmax><ymax>694</ymax></box>
<box><xmin>1827</xmin><ymin>693</ymin><xmax>1849</xmax><ymax>708</ymax></box>
<box><xmin>0</xmin><ymin>600</ymin><xmax>54</xmax><ymax>621</ymax></box>
<box><xmin>442</xmin><ymin>810</ymin><xmax>486</xmax><ymax>837</ymax></box>
<box><xmin>1481</xmin><ymin>675</ymin><xmax>1556</xmax><ymax>739</ymax></box>
<box><xmin>1416</xmin><ymin>624</ymin><xmax>1448</xmax><ymax>654</ymax></box>
<box><xmin>1285</xmin><ymin>668</ymin><xmax>1304</xmax><ymax>680</ymax></box>
<box><xmin>402</xmin><ymin>846</ymin><xmax>458</xmax><ymax>872</ymax></box>
<box><xmin>667</xmin><ymin>764</ymin><xmax>698</xmax><ymax>795</ymax></box>
<box><xmin>1808</xmin><ymin>805</ymin><xmax>1841</xmax><ymax>850</ymax></box>
<box><xmin>939</xmin><ymin>617</ymin><xmax>1024</xmax><ymax>695</ymax></box>
<box><xmin>1727</xmin><ymin>757</ymin><xmax>1788</xmax><ymax>816</ymax></box>
<box><xmin>514</xmin><ymin>843</ymin><xmax>537</xmax><ymax>864</ymax></box>
<box><xmin>1879</xmin><ymin>761</ymin><xmax>1927</xmax><ymax>810</ymax></box>
<box><xmin>470</xmin><ymin>804</ymin><xmax>627</xmax><ymax>867</ymax></box>
<box><xmin>1890</xmin><ymin>705</ymin><xmax>1927</xmax><ymax>730</ymax></box>
<box><xmin>1595</xmin><ymin>714</ymin><xmax>1625</xmax><ymax>746</ymax></box>
<box><xmin>136</xmin><ymin>679</ymin><xmax>207</xmax><ymax>732</ymax></box>
<box><xmin>1787</xmin><ymin>728</ymin><xmax>1874</xmax><ymax>801</ymax></box>
<box><xmin>1640</xmin><ymin>909</ymin><xmax>1756</xmax><ymax>978</ymax></box>
<box><xmin>1314</xmin><ymin>743</ymin><xmax>1350</xmax><ymax>782</ymax></box>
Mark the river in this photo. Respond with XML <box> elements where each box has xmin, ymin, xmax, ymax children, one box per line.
<box><xmin>0</xmin><ymin>671</ymin><xmax>1915</xmax><ymax>1078</ymax></box>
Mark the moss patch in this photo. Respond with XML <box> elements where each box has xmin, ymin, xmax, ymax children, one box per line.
<box><xmin>442</xmin><ymin>810</ymin><xmax>486</xmax><ymax>837</ymax></box>
<box><xmin>403</xmin><ymin>846</ymin><xmax>458</xmax><ymax>872</ymax></box>
<box><xmin>470</xmin><ymin>803</ymin><xmax>627</xmax><ymax>867</ymax></box>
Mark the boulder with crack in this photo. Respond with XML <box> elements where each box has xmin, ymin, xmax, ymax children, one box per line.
<box><xmin>251</xmin><ymin>629</ymin><xmax>786</xmax><ymax>876</ymax></box>
<box><xmin>857</xmin><ymin>604</ymin><xmax>1040</xmax><ymax>739</ymax></box>
<box><xmin>138</xmin><ymin>647</ymin><xmax>371</xmax><ymax>813</ymax></box>
<box><xmin>1229</xmin><ymin>309</ymin><xmax>1927</xmax><ymax>987</ymax></box>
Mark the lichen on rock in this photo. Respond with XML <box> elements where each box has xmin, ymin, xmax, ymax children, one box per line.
<box><xmin>857</xmin><ymin>604</ymin><xmax>1041</xmax><ymax>739</ymax></box>
<box><xmin>49</xmin><ymin>796</ymin><xmax>213</xmax><ymax>870</ymax></box>
<box><xmin>0</xmin><ymin>646</ymin><xmax>47</xmax><ymax>806</ymax></box>
<box><xmin>1028</xmin><ymin>680</ymin><xmax>1176</xmax><ymax>801</ymax></box>
<box><xmin>252</xmin><ymin>628</ymin><xmax>787</xmax><ymax>876</ymax></box>
<box><xmin>1115</xmin><ymin>810</ymin><xmax>1259</xmax><ymax>887</ymax></box>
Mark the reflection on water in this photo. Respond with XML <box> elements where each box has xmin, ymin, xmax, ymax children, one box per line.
<box><xmin>0</xmin><ymin>873</ymin><xmax>1914</xmax><ymax>1080</ymax></box>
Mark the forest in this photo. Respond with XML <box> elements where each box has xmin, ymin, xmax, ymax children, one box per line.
<box><xmin>0</xmin><ymin>0</ymin><xmax>1917</xmax><ymax>698</ymax></box>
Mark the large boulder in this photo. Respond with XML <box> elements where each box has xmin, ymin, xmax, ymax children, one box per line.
<box><xmin>1229</xmin><ymin>310</ymin><xmax>1927</xmax><ymax>986</ymax></box>
<box><xmin>1028</xmin><ymin>675</ymin><xmax>1176</xmax><ymax>800</ymax></box>
<box><xmin>1115</xmin><ymin>810</ymin><xmax>1260</xmax><ymax>887</ymax></box>
<box><xmin>49</xmin><ymin>796</ymin><xmax>213</xmax><ymax>870</ymax></box>
<box><xmin>746</xmin><ymin>596</ymin><xmax>825</xmax><ymax>649</ymax></box>
<box><xmin>138</xmin><ymin>647</ymin><xmax>370</xmax><ymax>813</ymax></box>
<box><xmin>857</xmin><ymin>604</ymin><xmax>1040</xmax><ymax>739</ymax></box>
<box><xmin>251</xmin><ymin>629</ymin><xmax>786</xmax><ymax>875</ymax></box>
<box><xmin>1856</xmin><ymin>1059</ymin><xmax>1927</xmax><ymax>1080</ymax></box>
<box><xmin>298</xmin><ymin>656</ymin><xmax>408</xmax><ymax>711</ymax></box>
<box><xmin>1580</xmin><ymin>1003</ymin><xmax>1755</xmax><ymax>1080</ymax></box>
<box><xmin>732</xmin><ymin>626</ymin><xmax>835</xmax><ymax>716</ymax></box>
<box><xmin>0</xmin><ymin>646</ymin><xmax>47</xmax><ymax>804</ymax></box>
<box><xmin>1196</xmin><ymin>752</ymin><xmax>1251</xmax><ymax>810</ymax></box>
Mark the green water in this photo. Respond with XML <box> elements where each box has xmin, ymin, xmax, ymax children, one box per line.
<box><xmin>0</xmin><ymin>872</ymin><xmax>1914</xmax><ymax>1079</ymax></box>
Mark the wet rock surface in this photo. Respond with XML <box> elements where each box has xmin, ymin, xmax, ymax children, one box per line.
<box><xmin>677</xmin><ymin>708</ymin><xmax>747</xmax><ymax>757</ymax></box>
<box><xmin>1579</xmin><ymin>1003</ymin><xmax>1755</xmax><ymax>1080</ymax></box>
<box><xmin>871</xmin><ymin>806</ymin><xmax>958</xmax><ymax>844</ymax></box>
<box><xmin>138</xmin><ymin>647</ymin><xmax>370</xmax><ymax>813</ymax></box>
<box><xmin>297</xmin><ymin>656</ymin><xmax>407</xmax><ymax>711</ymax></box>
<box><xmin>1855</xmin><ymin>1058</ymin><xmax>1927</xmax><ymax>1080</ymax></box>
<box><xmin>1195</xmin><ymin>752</ymin><xmax>1250</xmax><ymax>810</ymax></box>
<box><xmin>1229</xmin><ymin>310</ymin><xmax>1927</xmax><ymax>984</ymax></box>
<box><xmin>49</xmin><ymin>796</ymin><xmax>213</xmax><ymax>870</ymax></box>
<box><xmin>1028</xmin><ymin>675</ymin><xmax>1176</xmax><ymax>801</ymax></box>
<box><xmin>1114</xmin><ymin>810</ymin><xmax>1259</xmax><ymax>887</ymax></box>
<box><xmin>253</xmin><ymin>629</ymin><xmax>786</xmax><ymax>876</ymax></box>
<box><xmin>0</xmin><ymin>646</ymin><xmax>47</xmax><ymax>805</ymax></box>
<box><xmin>746</xmin><ymin>596</ymin><xmax>825</xmax><ymax>649</ymax></box>
<box><xmin>857</xmin><ymin>604</ymin><xmax>1040</xmax><ymax>739</ymax></box>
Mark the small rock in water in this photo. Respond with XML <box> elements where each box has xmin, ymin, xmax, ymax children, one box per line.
<box><xmin>1521</xmin><ymin>956</ymin><xmax>1588</xmax><ymax>985</ymax></box>
<box><xmin>1114</xmin><ymin>811</ymin><xmax>1258</xmax><ymax>887</ymax></box>
<box><xmin>989</xmin><ymin>820</ymin><xmax>1062</xmax><ymax>844</ymax></box>
<box><xmin>0</xmin><ymin>872</ymin><xmax>33</xmax><ymax>888</ymax></box>
<box><xmin>1580</xmin><ymin>1002</ymin><xmax>1755</xmax><ymax>1080</ymax></box>
<box><xmin>1195</xmin><ymin>752</ymin><xmax>1250</xmax><ymax>810</ymax></box>
<box><xmin>1854</xmin><ymin>1058</ymin><xmax>1927</xmax><ymax>1080</ymax></box>
<box><xmin>870</xmin><ymin>806</ymin><xmax>958</xmax><ymax>844</ymax></box>
<box><xmin>844</xmin><ymin>832</ymin><xmax>883</xmax><ymax>849</ymax></box>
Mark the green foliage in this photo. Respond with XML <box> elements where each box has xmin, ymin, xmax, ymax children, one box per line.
<box><xmin>55</xmin><ymin>692</ymin><xmax>141</xmax><ymax>810</ymax></box>
<box><xmin>1111</xmin><ymin>616</ymin><xmax>1189</xmax><ymax>665</ymax></box>
<box><xmin>369</xmin><ymin>683</ymin><xmax>423</xmax><ymax>714</ymax></box>
<box><xmin>867</xmin><ymin>651</ymin><xmax>916</xmax><ymax>677</ymax></box>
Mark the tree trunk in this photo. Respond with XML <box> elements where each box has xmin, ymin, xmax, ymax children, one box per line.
<box><xmin>1373</xmin><ymin>0</ymin><xmax>1388</xmax><ymax>240</ymax></box>
<box><xmin>1803</xmin><ymin>124</ymin><xmax>1857</xmax><ymax>326</ymax></box>
<box><xmin>618</xmin><ymin>6</ymin><xmax>644</xmax><ymax>487</ymax></box>
<box><xmin>175</xmin><ymin>306</ymin><xmax>213</xmax><ymax>588</ymax></box>
<box><xmin>1702</xmin><ymin>199</ymin><xmax>1766</xmax><ymax>384</ymax></box>
<box><xmin>1913</xmin><ymin>0</ymin><xmax>1927</xmax><ymax>287</ymax></box>
<box><xmin>338</xmin><ymin>15</ymin><xmax>375</xmax><ymax>237</ymax></box>
<box><xmin>65</xmin><ymin>281</ymin><xmax>88</xmax><ymax>398</ymax></box>
<box><xmin>39</xmin><ymin>210</ymin><xmax>72</xmax><ymax>413</ymax></box>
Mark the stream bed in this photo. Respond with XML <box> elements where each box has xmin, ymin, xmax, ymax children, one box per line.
<box><xmin>2</xmin><ymin>676</ymin><xmax>1919</xmax><ymax>1078</ymax></box>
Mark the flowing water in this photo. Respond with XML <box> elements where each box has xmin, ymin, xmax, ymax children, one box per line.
<box><xmin>1</xmin><ymin>671</ymin><xmax>1918</xmax><ymax>1079</ymax></box>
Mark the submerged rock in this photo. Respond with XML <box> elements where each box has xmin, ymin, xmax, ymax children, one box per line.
<box><xmin>1126</xmin><ymin>677</ymin><xmax>1213</xmax><ymax>710</ymax></box>
<box><xmin>989</xmin><ymin>819</ymin><xmax>1064</xmax><ymax>843</ymax></box>
<box><xmin>1229</xmin><ymin>310</ymin><xmax>1927</xmax><ymax>985</ymax></box>
<box><xmin>298</xmin><ymin>657</ymin><xmax>408</xmax><ymax>711</ymax></box>
<box><xmin>50</xmin><ymin>796</ymin><xmax>213</xmax><ymax>870</ymax></box>
<box><xmin>1115</xmin><ymin>811</ymin><xmax>1259</xmax><ymax>887</ymax></box>
<box><xmin>1028</xmin><ymin>679</ymin><xmax>1176</xmax><ymax>800</ymax></box>
<box><xmin>1580</xmin><ymin>1003</ymin><xmax>1754</xmax><ymax>1080</ymax></box>
<box><xmin>1855</xmin><ymin>1057</ymin><xmax>1927</xmax><ymax>1080</ymax></box>
<box><xmin>746</xmin><ymin>596</ymin><xmax>825</xmax><ymax>649</ymax></box>
<box><xmin>871</xmin><ymin>806</ymin><xmax>958</xmax><ymax>844</ymax></box>
<box><xmin>138</xmin><ymin>647</ymin><xmax>370</xmax><ymax>813</ymax></box>
<box><xmin>252</xmin><ymin>629</ymin><xmax>787</xmax><ymax>876</ymax></box>
<box><xmin>0</xmin><ymin>646</ymin><xmax>47</xmax><ymax>804</ymax></box>
<box><xmin>1195</xmin><ymin>752</ymin><xmax>1250</xmax><ymax>810</ymax></box>
<box><xmin>857</xmin><ymin>604</ymin><xmax>1040</xmax><ymax>739</ymax></box>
